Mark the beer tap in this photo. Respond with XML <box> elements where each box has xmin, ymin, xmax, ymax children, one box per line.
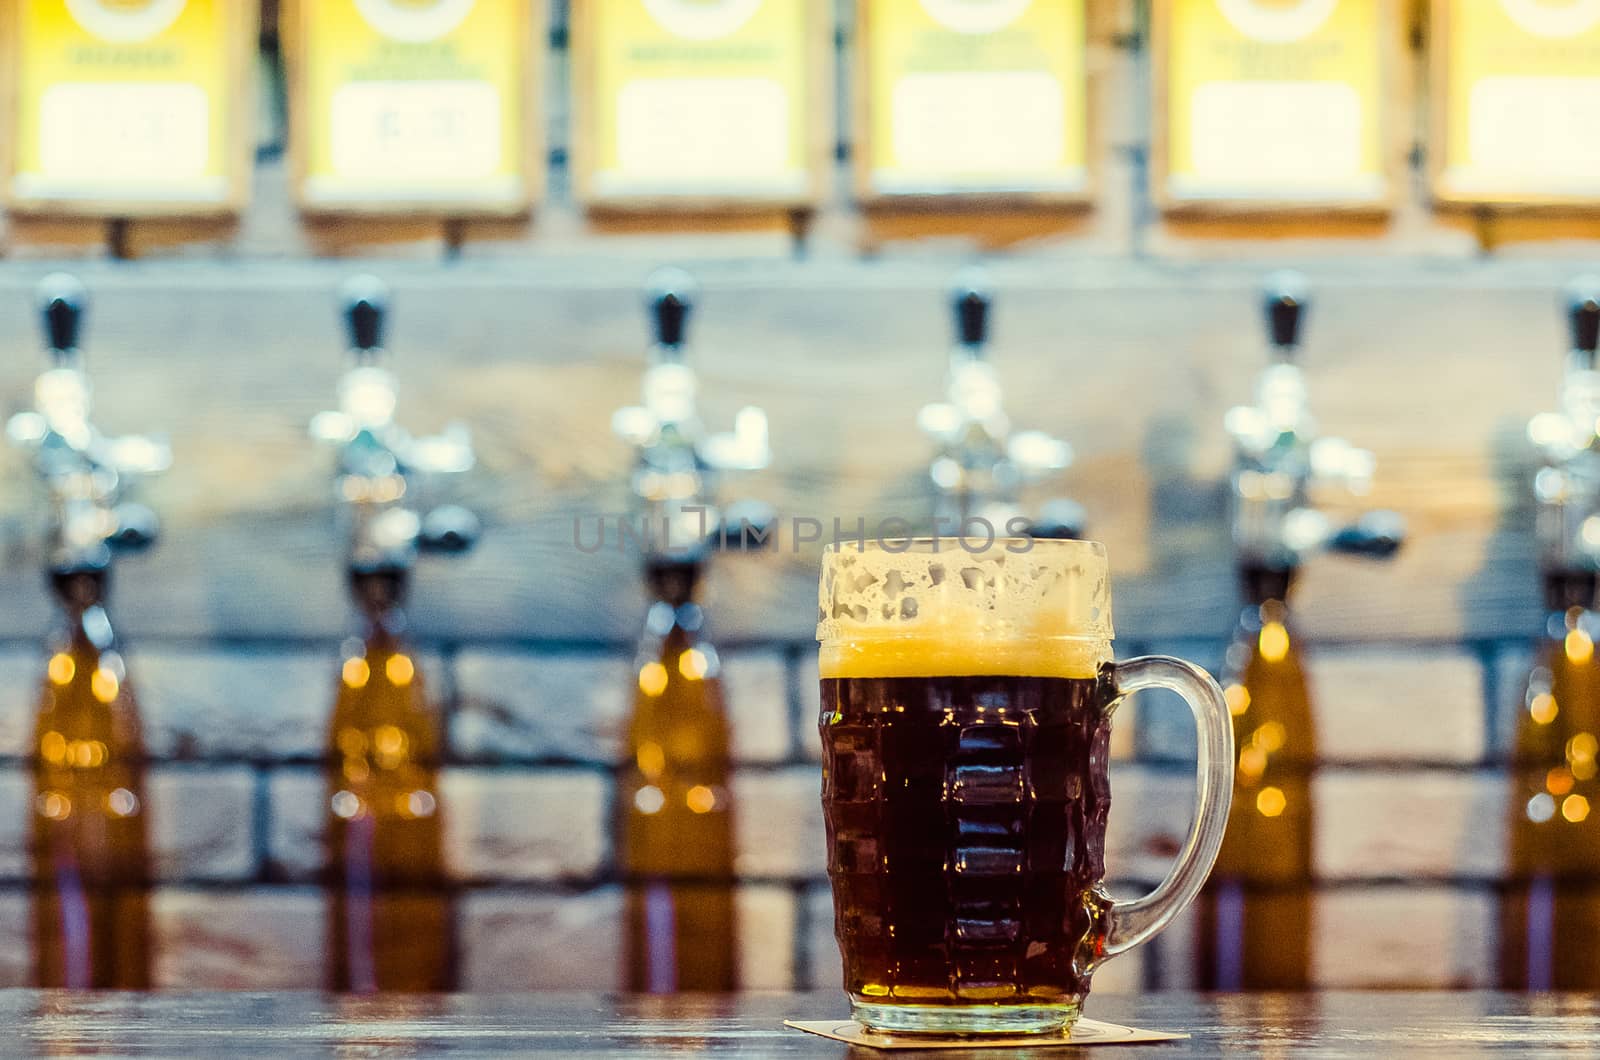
<box><xmin>1223</xmin><ymin>271</ymin><xmax>1404</xmax><ymax>572</ymax></box>
<box><xmin>611</xmin><ymin>267</ymin><xmax>772</xmax><ymax>562</ymax></box>
<box><xmin>1195</xmin><ymin>271</ymin><xmax>1401</xmax><ymax>992</ymax></box>
<box><xmin>1501</xmin><ymin>277</ymin><xmax>1600</xmax><ymax>992</ymax></box>
<box><xmin>309</xmin><ymin>276</ymin><xmax>475</xmax><ymax>993</ymax></box>
<box><xmin>310</xmin><ymin>275</ymin><xmax>480</xmax><ymax>577</ymax></box>
<box><xmin>917</xmin><ymin>269</ymin><xmax>1081</xmax><ymax>538</ymax></box>
<box><xmin>610</xmin><ymin>268</ymin><xmax>770</xmax><ymax>993</ymax></box>
<box><xmin>8</xmin><ymin>274</ymin><xmax>170</xmax><ymax>576</ymax></box>
<box><xmin>5</xmin><ymin>273</ymin><xmax>163</xmax><ymax>988</ymax></box>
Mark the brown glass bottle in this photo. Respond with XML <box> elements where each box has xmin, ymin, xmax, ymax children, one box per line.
<box><xmin>29</xmin><ymin>570</ymin><xmax>152</xmax><ymax>988</ymax></box>
<box><xmin>1500</xmin><ymin>574</ymin><xmax>1600</xmax><ymax>989</ymax></box>
<box><xmin>618</xmin><ymin>561</ymin><xmax>739</xmax><ymax>992</ymax></box>
<box><xmin>325</xmin><ymin>570</ymin><xmax>453</xmax><ymax>992</ymax></box>
<box><xmin>1192</xmin><ymin>567</ymin><xmax>1314</xmax><ymax>989</ymax></box>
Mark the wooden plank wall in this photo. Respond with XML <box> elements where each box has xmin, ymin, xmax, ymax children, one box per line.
<box><xmin>0</xmin><ymin>262</ymin><xmax>1577</xmax><ymax>646</ymax></box>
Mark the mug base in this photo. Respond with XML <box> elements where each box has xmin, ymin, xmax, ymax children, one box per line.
<box><xmin>850</xmin><ymin>998</ymin><xmax>1082</xmax><ymax>1036</ymax></box>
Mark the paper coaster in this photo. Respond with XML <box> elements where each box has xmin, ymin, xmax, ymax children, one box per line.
<box><xmin>784</xmin><ymin>1016</ymin><xmax>1188</xmax><ymax>1050</ymax></box>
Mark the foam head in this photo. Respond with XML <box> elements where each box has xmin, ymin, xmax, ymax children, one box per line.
<box><xmin>817</xmin><ymin>538</ymin><xmax>1114</xmax><ymax>679</ymax></box>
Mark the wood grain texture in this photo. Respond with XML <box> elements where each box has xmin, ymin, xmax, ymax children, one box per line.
<box><xmin>0</xmin><ymin>262</ymin><xmax>1576</xmax><ymax>646</ymax></box>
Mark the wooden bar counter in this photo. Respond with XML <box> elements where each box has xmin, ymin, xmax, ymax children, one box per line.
<box><xmin>0</xmin><ymin>991</ymin><xmax>1595</xmax><ymax>1056</ymax></box>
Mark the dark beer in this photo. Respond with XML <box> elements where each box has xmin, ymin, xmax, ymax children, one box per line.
<box><xmin>821</xmin><ymin>667</ymin><xmax>1112</xmax><ymax>1015</ymax></box>
<box><xmin>818</xmin><ymin>538</ymin><xmax>1232</xmax><ymax>1034</ymax></box>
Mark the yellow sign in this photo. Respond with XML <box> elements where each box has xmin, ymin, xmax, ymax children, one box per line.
<box><xmin>859</xmin><ymin>0</ymin><xmax>1089</xmax><ymax>199</ymax></box>
<box><xmin>575</xmin><ymin>0</ymin><xmax>822</xmax><ymax>206</ymax></box>
<box><xmin>5</xmin><ymin>0</ymin><xmax>253</xmax><ymax>214</ymax></box>
<box><xmin>1435</xmin><ymin>0</ymin><xmax>1600</xmax><ymax>204</ymax></box>
<box><xmin>1158</xmin><ymin>0</ymin><xmax>1389</xmax><ymax>206</ymax></box>
<box><xmin>290</xmin><ymin>0</ymin><xmax>536</xmax><ymax>212</ymax></box>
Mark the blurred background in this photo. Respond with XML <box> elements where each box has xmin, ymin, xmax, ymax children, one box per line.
<box><xmin>0</xmin><ymin>0</ymin><xmax>1598</xmax><ymax>997</ymax></box>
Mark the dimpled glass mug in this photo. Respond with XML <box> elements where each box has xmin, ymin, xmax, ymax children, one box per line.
<box><xmin>818</xmin><ymin>539</ymin><xmax>1233</xmax><ymax>1035</ymax></box>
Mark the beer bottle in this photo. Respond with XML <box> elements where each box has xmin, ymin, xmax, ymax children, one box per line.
<box><xmin>1500</xmin><ymin>575</ymin><xmax>1600</xmax><ymax>988</ymax></box>
<box><xmin>31</xmin><ymin>569</ymin><xmax>153</xmax><ymax>988</ymax></box>
<box><xmin>1501</xmin><ymin>283</ymin><xmax>1600</xmax><ymax>989</ymax></box>
<box><xmin>1195</xmin><ymin>274</ymin><xmax>1401</xmax><ymax>989</ymax></box>
<box><xmin>619</xmin><ymin>560</ymin><xmax>739</xmax><ymax>992</ymax></box>
<box><xmin>12</xmin><ymin>277</ymin><xmax>166</xmax><ymax>988</ymax></box>
<box><xmin>1195</xmin><ymin>566</ymin><xmax>1314</xmax><ymax>989</ymax></box>
<box><xmin>326</xmin><ymin>571</ymin><xmax>452</xmax><ymax>992</ymax></box>
<box><xmin>314</xmin><ymin>278</ymin><xmax>479</xmax><ymax>992</ymax></box>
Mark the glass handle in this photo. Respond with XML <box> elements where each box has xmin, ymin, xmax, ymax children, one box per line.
<box><xmin>1101</xmin><ymin>655</ymin><xmax>1234</xmax><ymax>959</ymax></box>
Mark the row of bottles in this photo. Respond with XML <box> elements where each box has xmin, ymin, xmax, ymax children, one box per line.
<box><xmin>3</xmin><ymin>269</ymin><xmax>772</xmax><ymax>993</ymax></box>
<box><xmin>8</xmin><ymin>269</ymin><xmax>1600</xmax><ymax>994</ymax></box>
<box><xmin>1190</xmin><ymin>274</ymin><xmax>1600</xmax><ymax>992</ymax></box>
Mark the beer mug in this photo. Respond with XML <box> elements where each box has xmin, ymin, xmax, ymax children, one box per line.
<box><xmin>818</xmin><ymin>539</ymin><xmax>1233</xmax><ymax>1035</ymax></box>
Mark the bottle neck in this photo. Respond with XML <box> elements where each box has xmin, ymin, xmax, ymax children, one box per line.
<box><xmin>1543</xmin><ymin>571</ymin><xmax>1597</xmax><ymax>615</ymax></box>
<box><xmin>49</xmin><ymin>569</ymin><xmax>119</xmax><ymax>650</ymax></box>
<box><xmin>50</xmin><ymin>568</ymin><xmax>107</xmax><ymax>612</ymax></box>
<box><xmin>644</xmin><ymin>560</ymin><xmax>702</xmax><ymax>609</ymax></box>
<box><xmin>1240</xmin><ymin>565</ymin><xmax>1295</xmax><ymax>609</ymax></box>
<box><xmin>349</xmin><ymin>567</ymin><xmax>410</xmax><ymax>643</ymax></box>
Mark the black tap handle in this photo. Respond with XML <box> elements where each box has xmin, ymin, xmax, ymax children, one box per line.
<box><xmin>1264</xmin><ymin>270</ymin><xmax>1310</xmax><ymax>351</ymax></box>
<box><xmin>37</xmin><ymin>273</ymin><xmax>86</xmax><ymax>356</ymax></box>
<box><xmin>1569</xmin><ymin>277</ymin><xmax>1600</xmax><ymax>355</ymax></box>
<box><xmin>341</xmin><ymin>275</ymin><xmax>389</xmax><ymax>353</ymax></box>
<box><xmin>1327</xmin><ymin>510</ymin><xmax>1404</xmax><ymax>559</ymax></box>
<box><xmin>952</xmin><ymin>269</ymin><xmax>991</xmax><ymax>349</ymax></box>
<box><xmin>648</xmin><ymin>268</ymin><xmax>696</xmax><ymax>350</ymax></box>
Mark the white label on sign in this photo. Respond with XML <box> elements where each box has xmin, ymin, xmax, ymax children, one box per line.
<box><xmin>1181</xmin><ymin>80</ymin><xmax>1372</xmax><ymax>197</ymax></box>
<box><xmin>612</xmin><ymin>77</ymin><xmax>791</xmax><ymax>184</ymax></box>
<box><xmin>1454</xmin><ymin>76</ymin><xmax>1600</xmax><ymax>194</ymax></box>
<box><xmin>887</xmin><ymin>71</ymin><xmax>1066</xmax><ymax>182</ymax></box>
<box><xmin>39</xmin><ymin>82</ymin><xmax>210</xmax><ymax>183</ymax></box>
<box><xmin>331</xmin><ymin>80</ymin><xmax>502</xmax><ymax>182</ymax></box>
